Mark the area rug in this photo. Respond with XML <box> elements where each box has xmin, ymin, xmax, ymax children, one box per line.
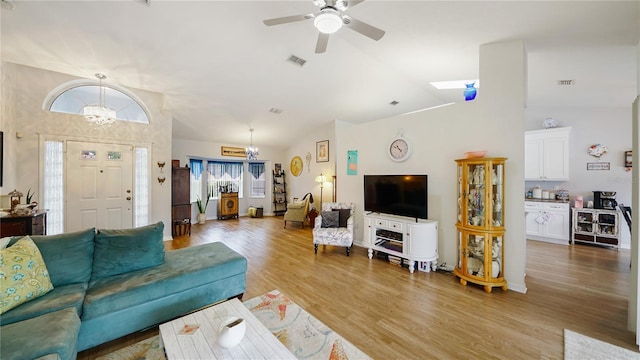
<box><xmin>98</xmin><ymin>290</ymin><xmax>370</xmax><ymax>360</ymax></box>
<box><xmin>564</xmin><ymin>329</ymin><xmax>640</xmax><ymax>360</ymax></box>
<box><xmin>244</xmin><ymin>289</ymin><xmax>371</xmax><ymax>360</ymax></box>
<box><xmin>96</xmin><ymin>335</ymin><xmax>164</xmax><ymax>360</ymax></box>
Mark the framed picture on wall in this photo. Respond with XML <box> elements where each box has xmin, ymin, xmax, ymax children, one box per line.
<box><xmin>316</xmin><ymin>140</ymin><xmax>329</xmax><ymax>162</ymax></box>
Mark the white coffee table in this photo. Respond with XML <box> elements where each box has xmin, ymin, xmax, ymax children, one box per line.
<box><xmin>159</xmin><ymin>298</ymin><xmax>296</xmax><ymax>359</ymax></box>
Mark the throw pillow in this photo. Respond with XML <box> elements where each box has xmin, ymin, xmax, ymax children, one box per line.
<box><xmin>28</xmin><ymin>228</ymin><xmax>96</xmax><ymax>287</ymax></box>
<box><xmin>92</xmin><ymin>222</ymin><xmax>165</xmax><ymax>280</ymax></box>
<box><xmin>0</xmin><ymin>236</ymin><xmax>54</xmax><ymax>315</ymax></box>
<box><xmin>332</xmin><ymin>208</ymin><xmax>351</xmax><ymax>228</ymax></box>
<box><xmin>321</xmin><ymin>211</ymin><xmax>339</xmax><ymax>228</ymax></box>
<box><xmin>0</xmin><ymin>236</ymin><xmax>12</xmax><ymax>249</ymax></box>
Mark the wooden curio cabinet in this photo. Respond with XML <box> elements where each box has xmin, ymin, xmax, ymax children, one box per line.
<box><xmin>454</xmin><ymin>157</ymin><xmax>507</xmax><ymax>293</ymax></box>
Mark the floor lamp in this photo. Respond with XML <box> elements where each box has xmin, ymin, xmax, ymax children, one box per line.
<box><xmin>315</xmin><ymin>173</ymin><xmax>327</xmax><ymax>210</ymax></box>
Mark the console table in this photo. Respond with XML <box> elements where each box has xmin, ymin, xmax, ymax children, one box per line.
<box><xmin>363</xmin><ymin>213</ymin><xmax>438</xmax><ymax>273</ymax></box>
<box><xmin>0</xmin><ymin>211</ymin><xmax>47</xmax><ymax>236</ymax></box>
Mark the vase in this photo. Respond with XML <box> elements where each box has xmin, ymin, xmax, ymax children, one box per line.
<box><xmin>197</xmin><ymin>213</ymin><xmax>206</xmax><ymax>224</ymax></box>
<box><xmin>463</xmin><ymin>82</ymin><xmax>477</xmax><ymax>101</ymax></box>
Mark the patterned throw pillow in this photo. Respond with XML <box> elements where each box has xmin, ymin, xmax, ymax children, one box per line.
<box><xmin>0</xmin><ymin>236</ymin><xmax>54</xmax><ymax>315</ymax></box>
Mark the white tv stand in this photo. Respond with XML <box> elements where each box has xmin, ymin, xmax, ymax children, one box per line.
<box><xmin>363</xmin><ymin>213</ymin><xmax>438</xmax><ymax>273</ymax></box>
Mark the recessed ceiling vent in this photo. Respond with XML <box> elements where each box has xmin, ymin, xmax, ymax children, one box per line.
<box><xmin>557</xmin><ymin>79</ymin><xmax>575</xmax><ymax>86</ymax></box>
<box><xmin>287</xmin><ymin>55</ymin><xmax>306</xmax><ymax>67</ymax></box>
<box><xmin>269</xmin><ymin>108</ymin><xmax>283</xmax><ymax>114</ymax></box>
<box><xmin>389</xmin><ymin>100</ymin><xmax>399</xmax><ymax>106</ymax></box>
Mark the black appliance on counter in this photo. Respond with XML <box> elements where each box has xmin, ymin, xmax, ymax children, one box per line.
<box><xmin>593</xmin><ymin>191</ymin><xmax>617</xmax><ymax>210</ymax></box>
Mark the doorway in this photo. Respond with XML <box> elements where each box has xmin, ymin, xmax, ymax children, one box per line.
<box><xmin>66</xmin><ymin>141</ymin><xmax>134</xmax><ymax>232</ymax></box>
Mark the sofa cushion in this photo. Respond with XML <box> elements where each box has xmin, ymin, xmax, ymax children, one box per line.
<box><xmin>0</xmin><ymin>237</ymin><xmax>54</xmax><ymax>315</ymax></box>
<box><xmin>0</xmin><ymin>282</ymin><xmax>87</xmax><ymax>326</ymax></box>
<box><xmin>321</xmin><ymin>211</ymin><xmax>339</xmax><ymax>228</ymax></box>
<box><xmin>0</xmin><ymin>307</ymin><xmax>80</xmax><ymax>360</ymax></box>
<box><xmin>29</xmin><ymin>228</ymin><xmax>95</xmax><ymax>287</ymax></box>
<box><xmin>84</xmin><ymin>241</ymin><xmax>247</xmax><ymax>320</ymax></box>
<box><xmin>332</xmin><ymin>208</ymin><xmax>351</xmax><ymax>228</ymax></box>
<box><xmin>92</xmin><ymin>222</ymin><xmax>165</xmax><ymax>280</ymax></box>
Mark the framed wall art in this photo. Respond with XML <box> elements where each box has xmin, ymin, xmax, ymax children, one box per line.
<box><xmin>347</xmin><ymin>150</ymin><xmax>358</xmax><ymax>175</ymax></box>
<box><xmin>587</xmin><ymin>162</ymin><xmax>610</xmax><ymax>171</ymax></box>
<box><xmin>221</xmin><ymin>146</ymin><xmax>247</xmax><ymax>157</ymax></box>
<box><xmin>625</xmin><ymin>150</ymin><xmax>632</xmax><ymax>170</ymax></box>
<box><xmin>316</xmin><ymin>140</ymin><xmax>329</xmax><ymax>162</ymax></box>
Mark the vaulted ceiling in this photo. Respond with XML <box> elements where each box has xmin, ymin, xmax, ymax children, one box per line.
<box><xmin>1</xmin><ymin>1</ymin><xmax>638</xmax><ymax>148</ymax></box>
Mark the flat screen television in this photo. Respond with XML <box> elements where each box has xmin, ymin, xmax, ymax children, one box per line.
<box><xmin>364</xmin><ymin>174</ymin><xmax>428</xmax><ymax>220</ymax></box>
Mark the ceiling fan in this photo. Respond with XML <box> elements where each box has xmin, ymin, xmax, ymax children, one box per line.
<box><xmin>263</xmin><ymin>0</ymin><xmax>385</xmax><ymax>54</ymax></box>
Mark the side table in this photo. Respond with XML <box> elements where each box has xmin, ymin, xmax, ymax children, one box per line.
<box><xmin>308</xmin><ymin>208</ymin><xmax>319</xmax><ymax>228</ymax></box>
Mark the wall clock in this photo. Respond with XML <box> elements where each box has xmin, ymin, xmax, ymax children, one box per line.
<box><xmin>388</xmin><ymin>136</ymin><xmax>411</xmax><ymax>162</ymax></box>
<box><xmin>290</xmin><ymin>156</ymin><xmax>303</xmax><ymax>177</ymax></box>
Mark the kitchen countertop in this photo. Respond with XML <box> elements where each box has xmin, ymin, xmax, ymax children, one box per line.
<box><xmin>525</xmin><ymin>198</ymin><xmax>570</xmax><ymax>204</ymax></box>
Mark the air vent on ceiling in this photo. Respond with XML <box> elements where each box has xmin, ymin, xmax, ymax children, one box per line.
<box><xmin>287</xmin><ymin>55</ymin><xmax>306</xmax><ymax>67</ymax></box>
<box><xmin>389</xmin><ymin>100</ymin><xmax>399</xmax><ymax>106</ymax></box>
<box><xmin>269</xmin><ymin>108</ymin><xmax>283</xmax><ymax>114</ymax></box>
<box><xmin>557</xmin><ymin>79</ymin><xmax>575</xmax><ymax>86</ymax></box>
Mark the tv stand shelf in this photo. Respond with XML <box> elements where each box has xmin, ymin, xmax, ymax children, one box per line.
<box><xmin>363</xmin><ymin>213</ymin><xmax>438</xmax><ymax>273</ymax></box>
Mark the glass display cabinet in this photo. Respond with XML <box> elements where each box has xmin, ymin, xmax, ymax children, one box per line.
<box><xmin>454</xmin><ymin>157</ymin><xmax>507</xmax><ymax>293</ymax></box>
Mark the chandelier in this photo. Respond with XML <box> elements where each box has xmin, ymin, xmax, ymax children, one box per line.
<box><xmin>83</xmin><ymin>73</ymin><xmax>116</xmax><ymax>126</ymax></box>
<box><xmin>245</xmin><ymin>128</ymin><xmax>259</xmax><ymax>160</ymax></box>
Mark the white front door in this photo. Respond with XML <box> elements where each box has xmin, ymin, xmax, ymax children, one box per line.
<box><xmin>66</xmin><ymin>141</ymin><xmax>133</xmax><ymax>232</ymax></box>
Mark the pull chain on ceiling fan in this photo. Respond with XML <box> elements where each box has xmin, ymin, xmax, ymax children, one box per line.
<box><xmin>263</xmin><ymin>0</ymin><xmax>385</xmax><ymax>54</ymax></box>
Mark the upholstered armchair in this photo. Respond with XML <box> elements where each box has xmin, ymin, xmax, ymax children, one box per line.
<box><xmin>283</xmin><ymin>193</ymin><xmax>312</xmax><ymax>228</ymax></box>
<box><xmin>313</xmin><ymin>202</ymin><xmax>355</xmax><ymax>256</ymax></box>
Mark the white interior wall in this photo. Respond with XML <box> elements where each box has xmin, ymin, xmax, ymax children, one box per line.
<box><xmin>1</xmin><ymin>61</ymin><xmax>17</xmax><ymax>192</ymax></box>
<box><xmin>284</xmin><ymin>122</ymin><xmax>335</xmax><ymax>212</ymax></box>
<box><xmin>525</xmin><ymin>107</ymin><xmax>633</xmax><ymax>248</ymax></box>
<box><xmin>336</xmin><ymin>40</ymin><xmax>527</xmax><ymax>293</ymax></box>
<box><xmin>632</xmin><ymin>95</ymin><xmax>640</xmax><ymax>344</ymax></box>
<box><xmin>3</xmin><ymin>62</ymin><xmax>173</xmax><ymax>238</ymax></box>
<box><xmin>171</xmin><ymin>138</ymin><xmax>287</xmax><ymax>219</ymax></box>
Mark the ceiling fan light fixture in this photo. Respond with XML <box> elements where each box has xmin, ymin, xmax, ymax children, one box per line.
<box><xmin>314</xmin><ymin>8</ymin><xmax>343</xmax><ymax>34</ymax></box>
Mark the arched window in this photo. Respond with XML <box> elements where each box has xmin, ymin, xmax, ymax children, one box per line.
<box><xmin>43</xmin><ymin>79</ymin><xmax>151</xmax><ymax>124</ymax></box>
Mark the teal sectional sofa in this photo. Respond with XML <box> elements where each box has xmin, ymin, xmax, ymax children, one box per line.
<box><xmin>0</xmin><ymin>222</ymin><xmax>247</xmax><ymax>359</ymax></box>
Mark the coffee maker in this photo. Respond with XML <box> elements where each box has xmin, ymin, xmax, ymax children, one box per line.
<box><xmin>593</xmin><ymin>191</ymin><xmax>617</xmax><ymax>210</ymax></box>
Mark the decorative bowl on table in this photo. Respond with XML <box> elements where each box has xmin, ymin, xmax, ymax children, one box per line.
<box><xmin>464</xmin><ymin>150</ymin><xmax>488</xmax><ymax>159</ymax></box>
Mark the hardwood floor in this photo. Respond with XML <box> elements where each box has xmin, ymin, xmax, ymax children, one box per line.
<box><xmin>79</xmin><ymin>216</ymin><xmax>637</xmax><ymax>359</ymax></box>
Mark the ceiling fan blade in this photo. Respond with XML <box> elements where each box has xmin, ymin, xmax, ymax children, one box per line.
<box><xmin>315</xmin><ymin>33</ymin><xmax>330</xmax><ymax>54</ymax></box>
<box><xmin>344</xmin><ymin>0</ymin><xmax>365</xmax><ymax>9</ymax></box>
<box><xmin>342</xmin><ymin>15</ymin><xmax>385</xmax><ymax>41</ymax></box>
<box><xmin>263</xmin><ymin>13</ymin><xmax>315</xmax><ymax>27</ymax></box>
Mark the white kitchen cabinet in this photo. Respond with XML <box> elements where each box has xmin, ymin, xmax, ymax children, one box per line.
<box><xmin>525</xmin><ymin>201</ymin><xmax>570</xmax><ymax>245</ymax></box>
<box><xmin>525</xmin><ymin>127</ymin><xmax>571</xmax><ymax>181</ymax></box>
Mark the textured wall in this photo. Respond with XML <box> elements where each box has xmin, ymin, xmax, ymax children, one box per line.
<box><xmin>3</xmin><ymin>63</ymin><xmax>172</xmax><ymax>238</ymax></box>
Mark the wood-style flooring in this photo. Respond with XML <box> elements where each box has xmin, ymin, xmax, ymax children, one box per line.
<box><xmin>79</xmin><ymin>215</ymin><xmax>637</xmax><ymax>359</ymax></box>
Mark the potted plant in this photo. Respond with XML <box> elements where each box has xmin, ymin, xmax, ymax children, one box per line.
<box><xmin>196</xmin><ymin>190</ymin><xmax>212</xmax><ymax>224</ymax></box>
<box><xmin>26</xmin><ymin>188</ymin><xmax>37</xmax><ymax>210</ymax></box>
